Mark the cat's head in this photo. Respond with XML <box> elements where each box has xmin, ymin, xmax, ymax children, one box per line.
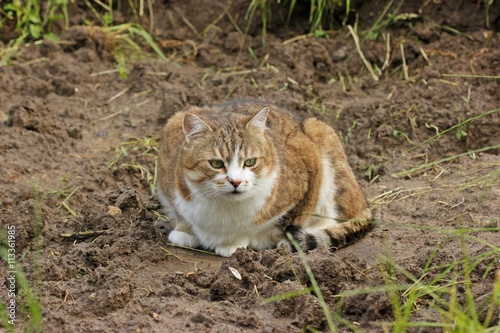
<box><xmin>180</xmin><ymin>107</ymin><xmax>278</xmax><ymax>202</ymax></box>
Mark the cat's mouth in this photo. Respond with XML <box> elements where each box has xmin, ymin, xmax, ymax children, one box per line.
<box><xmin>222</xmin><ymin>187</ymin><xmax>249</xmax><ymax>200</ymax></box>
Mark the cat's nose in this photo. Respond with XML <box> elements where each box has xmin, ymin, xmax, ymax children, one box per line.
<box><xmin>229</xmin><ymin>179</ymin><xmax>241</xmax><ymax>188</ymax></box>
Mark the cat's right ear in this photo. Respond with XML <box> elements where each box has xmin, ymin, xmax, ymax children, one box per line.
<box><xmin>246</xmin><ymin>107</ymin><xmax>270</xmax><ymax>131</ymax></box>
<box><xmin>182</xmin><ymin>113</ymin><xmax>213</xmax><ymax>144</ymax></box>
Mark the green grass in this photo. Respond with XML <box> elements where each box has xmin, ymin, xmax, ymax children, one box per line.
<box><xmin>99</xmin><ymin>22</ymin><xmax>178</xmax><ymax>77</ymax></box>
<box><xmin>80</xmin><ymin>0</ymin><xmax>175</xmax><ymax>74</ymax></box>
<box><xmin>243</xmin><ymin>0</ymin><xmax>423</xmax><ymax>46</ymax></box>
<box><xmin>0</xmin><ymin>37</ymin><xmax>24</xmax><ymax>67</ymax></box>
<box><xmin>0</xmin><ymin>0</ymin><xmax>68</xmax><ymax>66</ymax></box>
<box><xmin>378</xmin><ymin>230</ymin><xmax>500</xmax><ymax>333</ymax></box>
<box><xmin>246</xmin><ymin>0</ymin><xmax>350</xmax><ymax>45</ymax></box>
<box><xmin>1</xmin><ymin>0</ymin><xmax>69</xmax><ymax>40</ymax></box>
<box><xmin>0</xmin><ymin>1</ymin><xmax>170</xmax><ymax>70</ymax></box>
<box><xmin>259</xmin><ymin>225</ymin><xmax>500</xmax><ymax>332</ymax></box>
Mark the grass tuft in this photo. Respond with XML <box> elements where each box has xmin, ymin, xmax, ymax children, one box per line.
<box><xmin>107</xmin><ymin>136</ymin><xmax>159</xmax><ymax>195</ymax></box>
<box><xmin>246</xmin><ymin>0</ymin><xmax>350</xmax><ymax>44</ymax></box>
<box><xmin>1</xmin><ymin>0</ymin><xmax>69</xmax><ymax>40</ymax></box>
<box><xmin>0</xmin><ymin>0</ymin><xmax>68</xmax><ymax>65</ymax></box>
<box><xmin>0</xmin><ymin>1</ymin><xmax>171</xmax><ymax>69</ymax></box>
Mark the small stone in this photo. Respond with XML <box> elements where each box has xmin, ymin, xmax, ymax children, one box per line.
<box><xmin>66</xmin><ymin>126</ymin><xmax>82</xmax><ymax>139</ymax></box>
<box><xmin>190</xmin><ymin>312</ymin><xmax>215</xmax><ymax>326</ymax></box>
<box><xmin>332</xmin><ymin>48</ymin><xmax>347</xmax><ymax>62</ymax></box>
<box><xmin>107</xmin><ymin>205</ymin><xmax>122</xmax><ymax>216</ymax></box>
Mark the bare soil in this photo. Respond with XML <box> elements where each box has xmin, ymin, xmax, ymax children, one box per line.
<box><xmin>1</xmin><ymin>1</ymin><xmax>499</xmax><ymax>332</ymax></box>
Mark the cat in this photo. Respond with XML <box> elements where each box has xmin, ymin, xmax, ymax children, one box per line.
<box><xmin>157</xmin><ymin>100</ymin><xmax>373</xmax><ymax>257</ymax></box>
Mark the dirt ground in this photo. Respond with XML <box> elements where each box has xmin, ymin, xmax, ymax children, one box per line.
<box><xmin>1</xmin><ymin>0</ymin><xmax>499</xmax><ymax>332</ymax></box>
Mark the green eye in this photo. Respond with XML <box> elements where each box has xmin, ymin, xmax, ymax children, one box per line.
<box><xmin>244</xmin><ymin>158</ymin><xmax>257</xmax><ymax>167</ymax></box>
<box><xmin>209</xmin><ymin>159</ymin><xmax>225</xmax><ymax>169</ymax></box>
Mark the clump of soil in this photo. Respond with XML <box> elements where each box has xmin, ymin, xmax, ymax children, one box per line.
<box><xmin>0</xmin><ymin>0</ymin><xmax>499</xmax><ymax>332</ymax></box>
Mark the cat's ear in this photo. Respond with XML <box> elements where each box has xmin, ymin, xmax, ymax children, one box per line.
<box><xmin>246</xmin><ymin>107</ymin><xmax>270</xmax><ymax>131</ymax></box>
<box><xmin>182</xmin><ymin>113</ymin><xmax>212</xmax><ymax>144</ymax></box>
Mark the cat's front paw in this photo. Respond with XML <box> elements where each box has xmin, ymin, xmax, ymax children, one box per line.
<box><xmin>215</xmin><ymin>243</ymin><xmax>250</xmax><ymax>257</ymax></box>
<box><xmin>276</xmin><ymin>239</ymin><xmax>293</xmax><ymax>252</ymax></box>
<box><xmin>168</xmin><ymin>230</ymin><xmax>200</xmax><ymax>248</ymax></box>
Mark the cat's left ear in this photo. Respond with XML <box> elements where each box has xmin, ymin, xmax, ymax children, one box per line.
<box><xmin>246</xmin><ymin>107</ymin><xmax>270</xmax><ymax>132</ymax></box>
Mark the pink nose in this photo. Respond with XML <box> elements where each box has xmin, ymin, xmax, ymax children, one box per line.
<box><xmin>229</xmin><ymin>179</ymin><xmax>241</xmax><ymax>188</ymax></box>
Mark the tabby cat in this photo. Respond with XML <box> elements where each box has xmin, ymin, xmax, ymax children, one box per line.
<box><xmin>157</xmin><ymin>101</ymin><xmax>373</xmax><ymax>257</ymax></box>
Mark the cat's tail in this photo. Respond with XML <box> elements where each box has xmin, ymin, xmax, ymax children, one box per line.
<box><xmin>286</xmin><ymin>116</ymin><xmax>375</xmax><ymax>252</ymax></box>
<box><xmin>285</xmin><ymin>208</ymin><xmax>375</xmax><ymax>251</ymax></box>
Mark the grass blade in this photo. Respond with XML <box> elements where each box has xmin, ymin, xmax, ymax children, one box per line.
<box><xmin>286</xmin><ymin>233</ymin><xmax>337</xmax><ymax>332</ymax></box>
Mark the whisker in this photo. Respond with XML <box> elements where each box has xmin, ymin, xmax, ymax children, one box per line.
<box><xmin>182</xmin><ymin>181</ymin><xmax>225</xmax><ymax>201</ymax></box>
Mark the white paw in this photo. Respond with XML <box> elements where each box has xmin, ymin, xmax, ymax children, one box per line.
<box><xmin>276</xmin><ymin>239</ymin><xmax>292</xmax><ymax>252</ymax></box>
<box><xmin>168</xmin><ymin>230</ymin><xmax>200</xmax><ymax>248</ymax></box>
<box><xmin>215</xmin><ymin>245</ymin><xmax>239</xmax><ymax>257</ymax></box>
<box><xmin>215</xmin><ymin>241</ymin><xmax>250</xmax><ymax>257</ymax></box>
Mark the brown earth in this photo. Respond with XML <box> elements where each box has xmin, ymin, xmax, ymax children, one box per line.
<box><xmin>1</xmin><ymin>0</ymin><xmax>499</xmax><ymax>332</ymax></box>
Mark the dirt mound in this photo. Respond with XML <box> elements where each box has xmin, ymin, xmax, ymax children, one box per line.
<box><xmin>210</xmin><ymin>248</ymin><xmax>391</xmax><ymax>329</ymax></box>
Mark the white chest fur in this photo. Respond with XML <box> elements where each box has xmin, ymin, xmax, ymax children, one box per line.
<box><xmin>173</xmin><ymin>173</ymin><xmax>282</xmax><ymax>256</ymax></box>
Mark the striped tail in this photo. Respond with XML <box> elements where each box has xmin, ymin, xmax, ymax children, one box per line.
<box><xmin>285</xmin><ymin>209</ymin><xmax>374</xmax><ymax>251</ymax></box>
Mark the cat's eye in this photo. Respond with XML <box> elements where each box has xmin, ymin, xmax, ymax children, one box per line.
<box><xmin>209</xmin><ymin>159</ymin><xmax>225</xmax><ymax>169</ymax></box>
<box><xmin>244</xmin><ymin>158</ymin><xmax>257</xmax><ymax>167</ymax></box>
